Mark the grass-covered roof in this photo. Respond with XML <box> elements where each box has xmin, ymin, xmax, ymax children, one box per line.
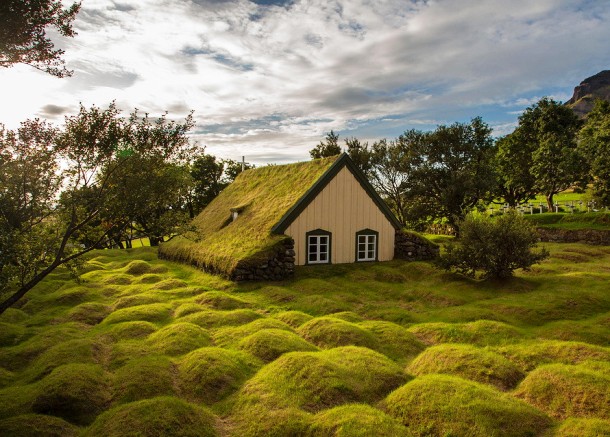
<box><xmin>159</xmin><ymin>155</ymin><xmax>340</xmax><ymax>275</ymax></box>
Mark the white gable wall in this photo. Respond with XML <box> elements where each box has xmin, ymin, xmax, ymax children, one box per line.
<box><xmin>284</xmin><ymin>166</ymin><xmax>395</xmax><ymax>265</ymax></box>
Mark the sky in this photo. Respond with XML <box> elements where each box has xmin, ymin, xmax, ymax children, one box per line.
<box><xmin>1</xmin><ymin>0</ymin><xmax>609</xmax><ymax>164</ymax></box>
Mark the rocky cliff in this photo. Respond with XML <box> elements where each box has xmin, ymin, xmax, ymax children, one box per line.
<box><xmin>565</xmin><ymin>70</ymin><xmax>610</xmax><ymax>117</ymax></box>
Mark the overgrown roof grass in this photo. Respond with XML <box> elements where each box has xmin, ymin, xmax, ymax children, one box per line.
<box><xmin>159</xmin><ymin>156</ymin><xmax>339</xmax><ymax>275</ymax></box>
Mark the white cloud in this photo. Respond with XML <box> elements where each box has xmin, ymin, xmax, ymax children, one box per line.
<box><xmin>0</xmin><ymin>0</ymin><xmax>609</xmax><ymax>163</ymax></box>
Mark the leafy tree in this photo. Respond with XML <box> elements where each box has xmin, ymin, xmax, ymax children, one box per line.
<box><xmin>517</xmin><ymin>98</ymin><xmax>586</xmax><ymax>210</ymax></box>
<box><xmin>223</xmin><ymin>158</ymin><xmax>254</xmax><ymax>183</ymax></box>
<box><xmin>494</xmin><ymin>133</ymin><xmax>537</xmax><ymax>207</ymax></box>
<box><xmin>0</xmin><ymin>103</ymin><xmax>194</xmax><ymax>314</ymax></box>
<box><xmin>345</xmin><ymin>137</ymin><xmax>372</xmax><ymax>175</ymax></box>
<box><xmin>0</xmin><ymin>0</ymin><xmax>81</xmax><ymax>77</ymax></box>
<box><xmin>579</xmin><ymin>99</ymin><xmax>610</xmax><ymax>205</ymax></box>
<box><xmin>189</xmin><ymin>154</ymin><xmax>225</xmax><ymax>215</ymax></box>
<box><xmin>439</xmin><ymin>210</ymin><xmax>549</xmax><ymax>280</ymax></box>
<box><xmin>310</xmin><ymin>130</ymin><xmax>341</xmax><ymax>158</ymax></box>
<box><xmin>406</xmin><ymin>117</ymin><xmax>496</xmax><ymax>233</ymax></box>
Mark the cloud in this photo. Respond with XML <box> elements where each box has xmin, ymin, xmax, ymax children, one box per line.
<box><xmin>0</xmin><ymin>0</ymin><xmax>609</xmax><ymax>164</ymax></box>
<box><xmin>37</xmin><ymin>104</ymin><xmax>73</xmax><ymax>119</ymax></box>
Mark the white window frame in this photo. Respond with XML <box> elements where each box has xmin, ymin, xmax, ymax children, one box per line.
<box><xmin>306</xmin><ymin>230</ymin><xmax>331</xmax><ymax>264</ymax></box>
<box><xmin>356</xmin><ymin>230</ymin><xmax>378</xmax><ymax>262</ymax></box>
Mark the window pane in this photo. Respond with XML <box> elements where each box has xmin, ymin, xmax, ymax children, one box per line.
<box><xmin>320</xmin><ymin>253</ymin><xmax>327</xmax><ymax>261</ymax></box>
<box><xmin>368</xmin><ymin>250</ymin><xmax>374</xmax><ymax>258</ymax></box>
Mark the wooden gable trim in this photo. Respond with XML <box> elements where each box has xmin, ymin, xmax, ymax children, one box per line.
<box><xmin>271</xmin><ymin>153</ymin><xmax>403</xmax><ymax>234</ymax></box>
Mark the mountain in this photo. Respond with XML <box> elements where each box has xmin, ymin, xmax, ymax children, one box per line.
<box><xmin>565</xmin><ymin>70</ymin><xmax>610</xmax><ymax>117</ymax></box>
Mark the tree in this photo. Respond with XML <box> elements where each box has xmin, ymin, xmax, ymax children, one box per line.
<box><xmin>0</xmin><ymin>103</ymin><xmax>194</xmax><ymax>314</ymax></box>
<box><xmin>310</xmin><ymin>130</ymin><xmax>341</xmax><ymax>158</ymax></box>
<box><xmin>517</xmin><ymin>98</ymin><xmax>586</xmax><ymax>210</ymax></box>
<box><xmin>0</xmin><ymin>0</ymin><xmax>81</xmax><ymax>77</ymax></box>
<box><xmin>579</xmin><ymin>99</ymin><xmax>610</xmax><ymax>205</ymax></box>
<box><xmin>439</xmin><ymin>210</ymin><xmax>549</xmax><ymax>280</ymax></box>
<box><xmin>405</xmin><ymin>117</ymin><xmax>496</xmax><ymax>233</ymax></box>
<box><xmin>494</xmin><ymin>133</ymin><xmax>538</xmax><ymax>207</ymax></box>
<box><xmin>345</xmin><ymin>137</ymin><xmax>373</xmax><ymax>176</ymax></box>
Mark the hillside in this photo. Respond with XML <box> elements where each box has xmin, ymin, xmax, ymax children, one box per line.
<box><xmin>566</xmin><ymin>70</ymin><xmax>610</xmax><ymax>117</ymax></box>
<box><xmin>0</xmin><ymin>245</ymin><xmax>609</xmax><ymax>435</ymax></box>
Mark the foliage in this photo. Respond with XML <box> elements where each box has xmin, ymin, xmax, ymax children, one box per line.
<box><xmin>518</xmin><ymin>98</ymin><xmax>587</xmax><ymax>209</ymax></box>
<box><xmin>310</xmin><ymin>130</ymin><xmax>341</xmax><ymax>158</ymax></box>
<box><xmin>439</xmin><ymin>210</ymin><xmax>549</xmax><ymax>279</ymax></box>
<box><xmin>0</xmin><ymin>0</ymin><xmax>81</xmax><ymax>77</ymax></box>
<box><xmin>579</xmin><ymin>99</ymin><xmax>610</xmax><ymax>205</ymax></box>
<box><xmin>0</xmin><ymin>103</ymin><xmax>194</xmax><ymax>314</ymax></box>
<box><xmin>494</xmin><ymin>133</ymin><xmax>538</xmax><ymax>207</ymax></box>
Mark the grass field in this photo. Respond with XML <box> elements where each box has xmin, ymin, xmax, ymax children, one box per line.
<box><xmin>0</xmin><ymin>243</ymin><xmax>609</xmax><ymax>436</ymax></box>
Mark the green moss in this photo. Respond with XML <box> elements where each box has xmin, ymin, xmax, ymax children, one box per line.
<box><xmin>151</xmin><ymin>278</ymin><xmax>188</xmax><ymax>290</ymax></box>
<box><xmin>123</xmin><ymin>260</ymin><xmax>154</xmax><ymax>275</ymax></box>
<box><xmin>0</xmin><ymin>368</ymin><xmax>14</xmax><ymax>388</ymax></box>
<box><xmin>136</xmin><ymin>274</ymin><xmax>164</xmax><ymax>284</ymax></box>
<box><xmin>214</xmin><ymin>318</ymin><xmax>294</xmax><ymax>347</ymax></box>
<box><xmin>384</xmin><ymin>374</ymin><xmax>553</xmax><ymax>437</ymax></box>
<box><xmin>113</xmin><ymin>356</ymin><xmax>178</xmax><ymax>404</ymax></box>
<box><xmin>273</xmin><ymin>310</ymin><xmax>314</xmax><ymax>328</ymax></box>
<box><xmin>101</xmin><ymin>303</ymin><xmax>173</xmax><ymax>325</ymax></box>
<box><xmin>114</xmin><ymin>294</ymin><xmax>162</xmax><ymax>310</ymax></box>
<box><xmin>179</xmin><ymin>308</ymin><xmax>262</xmax><ymax>329</ymax></box>
<box><xmin>514</xmin><ymin>363</ymin><xmax>610</xmax><ymax>419</ymax></box>
<box><xmin>555</xmin><ymin>418</ymin><xmax>610</xmax><ymax>437</ymax></box>
<box><xmin>407</xmin><ymin>344</ymin><xmax>524</xmax><ymax>390</ymax></box>
<box><xmin>0</xmin><ymin>322</ymin><xmax>27</xmax><ymax>347</ymax></box>
<box><xmin>493</xmin><ymin>340</ymin><xmax>610</xmax><ymax>372</ymax></box>
<box><xmin>238</xmin><ymin>329</ymin><xmax>319</xmax><ymax>362</ymax></box>
<box><xmin>534</xmin><ymin>312</ymin><xmax>610</xmax><ymax>345</ymax></box>
<box><xmin>229</xmin><ymin>406</ymin><xmax>312</xmax><ymax>437</ymax></box>
<box><xmin>174</xmin><ymin>303</ymin><xmax>206</xmax><ymax>318</ymax></box>
<box><xmin>95</xmin><ymin>321</ymin><xmax>158</xmax><ymax>341</ymax></box>
<box><xmin>0</xmin><ymin>308</ymin><xmax>28</xmax><ymax>323</ymax></box>
<box><xmin>238</xmin><ymin>346</ymin><xmax>408</xmax><ymax>412</ymax></box>
<box><xmin>327</xmin><ymin>311</ymin><xmax>364</xmax><ymax>323</ymax></box>
<box><xmin>85</xmin><ymin>396</ymin><xmax>217</xmax><ymax>437</ymax></box>
<box><xmin>108</xmin><ymin>340</ymin><xmax>150</xmax><ymax>368</ymax></box>
<box><xmin>407</xmin><ymin>320</ymin><xmax>526</xmax><ymax>346</ymax></box>
<box><xmin>178</xmin><ymin>347</ymin><xmax>260</xmax><ymax>404</ymax></box>
<box><xmin>358</xmin><ymin>321</ymin><xmax>425</xmax><ymax>363</ymax></box>
<box><xmin>197</xmin><ymin>291</ymin><xmax>251</xmax><ymax>310</ymax></box>
<box><xmin>146</xmin><ymin>322</ymin><xmax>211</xmax><ymax>356</ymax></box>
<box><xmin>0</xmin><ymin>383</ymin><xmax>38</xmax><ymax>420</ymax></box>
<box><xmin>65</xmin><ymin>302</ymin><xmax>112</xmax><ymax>325</ymax></box>
<box><xmin>297</xmin><ymin>317</ymin><xmax>379</xmax><ymax>350</ymax></box>
<box><xmin>32</xmin><ymin>363</ymin><xmax>111</xmax><ymax>425</ymax></box>
<box><xmin>0</xmin><ymin>414</ymin><xmax>79</xmax><ymax>437</ymax></box>
<box><xmin>102</xmin><ymin>274</ymin><xmax>132</xmax><ymax>285</ymax></box>
<box><xmin>310</xmin><ymin>404</ymin><xmax>409</xmax><ymax>437</ymax></box>
<box><xmin>159</xmin><ymin>156</ymin><xmax>339</xmax><ymax>275</ymax></box>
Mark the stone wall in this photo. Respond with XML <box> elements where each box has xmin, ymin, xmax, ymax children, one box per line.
<box><xmin>394</xmin><ymin>230</ymin><xmax>439</xmax><ymax>260</ymax></box>
<box><xmin>231</xmin><ymin>238</ymin><xmax>295</xmax><ymax>281</ymax></box>
<box><xmin>536</xmin><ymin>228</ymin><xmax>610</xmax><ymax>245</ymax></box>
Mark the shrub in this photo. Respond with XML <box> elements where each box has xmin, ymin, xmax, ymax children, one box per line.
<box><xmin>439</xmin><ymin>210</ymin><xmax>549</xmax><ymax>279</ymax></box>
<box><xmin>384</xmin><ymin>374</ymin><xmax>553</xmax><ymax>436</ymax></box>
<box><xmin>85</xmin><ymin>397</ymin><xmax>217</xmax><ymax>437</ymax></box>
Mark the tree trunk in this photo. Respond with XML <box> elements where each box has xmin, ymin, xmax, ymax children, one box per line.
<box><xmin>149</xmin><ymin>236</ymin><xmax>161</xmax><ymax>247</ymax></box>
<box><xmin>546</xmin><ymin>193</ymin><xmax>554</xmax><ymax>212</ymax></box>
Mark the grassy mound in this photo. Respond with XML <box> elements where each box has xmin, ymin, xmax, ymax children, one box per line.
<box><xmin>310</xmin><ymin>404</ymin><xmax>408</xmax><ymax>437</ymax></box>
<box><xmin>101</xmin><ymin>303</ymin><xmax>173</xmax><ymax>325</ymax></box>
<box><xmin>114</xmin><ymin>294</ymin><xmax>162</xmax><ymax>310</ymax></box>
<box><xmin>0</xmin><ymin>413</ymin><xmax>79</xmax><ymax>437</ymax></box>
<box><xmin>273</xmin><ymin>310</ymin><xmax>314</xmax><ymax>328</ymax></box>
<box><xmin>113</xmin><ymin>356</ymin><xmax>177</xmax><ymax>404</ymax></box>
<box><xmin>179</xmin><ymin>309</ymin><xmax>262</xmax><ymax>329</ymax></box>
<box><xmin>0</xmin><ymin>368</ymin><xmax>14</xmax><ymax>388</ymax></box>
<box><xmin>327</xmin><ymin>311</ymin><xmax>364</xmax><ymax>323</ymax></box>
<box><xmin>95</xmin><ymin>321</ymin><xmax>157</xmax><ymax>341</ymax></box>
<box><xmin>151</xmin><ymin>278</ymin><xmax>188</xmax><ymax>290</ymax></box>
<box><xmin>146</xmin><ymin>322</ymin><xmax>211</xmax><ymax>356</ymax></box>
<box><xmin>238</xmin><ymin>329</ymin><xmax>319</xmax><ymax>362</ymax></box>
<box><xmin>214</xmin><ymin>318</ymin><xmax>294</xmax><ymax>347</ymax></box>
<box><xmin>407</xmin><ymin>344</ymin><xmax>524</xmax><ymax>390</ymax></box>
<box><xmin>65</xmin><ymin>302</ymin><xmax>112</xmax><ymax>325</ymax></box>
<box><xmin>20</xmin><ymin>338</ymin><xmax>99</xmax><ymax>383</ymax></box>
<box><xmin>407</xmin><ymin>320</ymin><xmax>525</xmax><ymax>346</ymax></box>
<box><xmin>493</xmin><ymin>340</ymin><xmax>610</xmax><ymax>372</ymax></box>
<box><xmin>32</xmin><ymin>363</ymin><xmax>111</xmax><ymax>425</ymax></box>
<box><xmin>238</xmin><ymin>346</ymin><xmax>408</xmax><ymax>412</ymax></box>
<box><xmin>85</xmin><ymin>396</ymin><xmax>217</xmax><ymax>437</ymax></box>
<box><xmin>173</xmin><ymin>303</ymin><xmax>206</xmax><ymax>318</ymax></box>
<box><xmin>123</xmin><ymin>260</ymin><xmax>155</xmax><ymax>275</ymax></box>
<box><xmin>534</xmin><ymin>312</ymin><xmax>610</xmax><ymax>345</ymax></box>
<box><xmin>102</xmin><ymin>274</ymin><xmax>132</xmax><ymax>285</ymax></box>
<box><xmin>136</xmin><ymin>274</ymin><xmax>164</xmax><ymax>284</ymax></box>
<box><xmin>514</xmin><ymin>364</ymin><xmax>610</xmax><ymax>419</ymax></box>
<box><xmin>230</xmin><ymin>405</ymin><xmax>312</xmax><ymax>437</ymax></box>
<box><xmin>196</xmin><ymin>291</ymin><xmax>251</xmax><ymax>309</ymax></box>
<box><xmin>0</xmin><ymin>322</ymin><xmax>26</xmax><ymax>347</ymax></box>
<box><xmin>555</xmin><ymin>418</ymin><xmax>610</xmax><ymax>436</ymax></box>
<box><xmin>384</xmin><ymin>374</ymin><xmax>553</xmax><ymax>437</ymax></box>
<box><xmin>359</xmin><ymin>321</ymin><xmax>425</xmax><ymax>363</ymax></box>
<box><xmin>178</xmin><ymin>347</ymin><xmax>260</xmax><ymax>404</ymax></box>
<box><xmin>297</xmin><ymin>317</ymin><xmax>379</xmax><ymax>350</ymax></box>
